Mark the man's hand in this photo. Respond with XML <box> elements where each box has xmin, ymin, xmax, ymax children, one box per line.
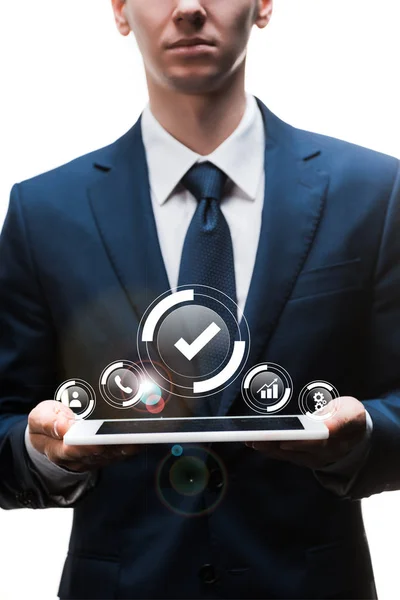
<box><xmin>246</xmin><ymin>396</ymin><xmax>367</xmax><ymax>469</ymax></box>
<box><xmin>28</xmin><ymin>400</ymin><xmax>140</xmax><ymax>472</ymax></box>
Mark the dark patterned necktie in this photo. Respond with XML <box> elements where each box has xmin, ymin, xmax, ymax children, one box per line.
<box><xmin>177</xmin><ymin>161</ymin><xmax>237</xmax><ymax>415</ymax></box>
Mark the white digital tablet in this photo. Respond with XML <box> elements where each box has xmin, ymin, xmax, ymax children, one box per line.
<box><xmin>63</xmin><ymin>415</ymin><xmax>328</xmax><ymax>445</ymax></box>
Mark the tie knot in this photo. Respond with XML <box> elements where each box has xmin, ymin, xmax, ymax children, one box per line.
<box><xmin>181</xmin><ymin>161</ymin><xmax>228</xmax><ymax>204</ymax></box>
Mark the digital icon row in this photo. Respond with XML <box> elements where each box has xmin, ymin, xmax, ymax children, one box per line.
<box><xmin>242</xmin><ymin>363</ymin><xmax>340</xmax><ymax>421</ymax></box>
<box><xmin>55</xmin><ymin>360</ymin><xmax>340</xmax><ymax>422</ymax></box>
<box><xmin>54</xmin><ymin>360</ymin><xmax>172</xmax><ymax>419</ymax></box>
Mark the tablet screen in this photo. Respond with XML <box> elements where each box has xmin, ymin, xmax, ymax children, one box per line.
<box><xmin>96</xmin><ymin>416</ymin><xmax>304</xmax><ymax>435</ymax></box>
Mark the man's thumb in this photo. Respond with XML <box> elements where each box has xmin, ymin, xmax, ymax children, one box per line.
<box><xmin>53</xmin><ymin>412</ymin><xmax>76</xmax><ymax>439</ymax></box>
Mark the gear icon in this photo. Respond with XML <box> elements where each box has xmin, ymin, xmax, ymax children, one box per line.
<box><xmin>313</xmin><ymin>391</ymin><xmax>326</xmax><ymax>411</ymax></box>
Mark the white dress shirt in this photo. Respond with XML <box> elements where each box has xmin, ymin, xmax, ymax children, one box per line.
<box><xmin>25</xmin><ymin>93</ymin><xmax>372</xmax><ymax>500</ymax></box>
<box><xmin>142</xmin><ymin>92</ymin><xmax>265</xmax><ymax>314</ymax></box>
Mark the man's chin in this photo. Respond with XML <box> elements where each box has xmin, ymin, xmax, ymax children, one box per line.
<box><xmin>164</xmin><ymin>70</ymin><xmax>226</xmax><ymax>95</ymax></box>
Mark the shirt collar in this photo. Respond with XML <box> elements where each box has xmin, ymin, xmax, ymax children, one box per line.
<box><xmin>141</xmin><ymin>93</ymin><xmax>265</xmax><ymax>206</ymax></box>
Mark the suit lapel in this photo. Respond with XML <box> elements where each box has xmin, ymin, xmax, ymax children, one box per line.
<box><xmin>87</xmin><ymin>102</ymin><xmax>329</xmax><ymax>418</ymax></box>
<box><xmin>217</xmin><ymin>99</ymin><xmax>329</xmax><ymax>415</ymax></box>
<box><xmin>88</xmin><ymin>116</ymin><xmax>170</xmax><ymax>325</ymax></box>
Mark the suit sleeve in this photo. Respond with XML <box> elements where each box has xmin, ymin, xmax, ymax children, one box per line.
<box><xmin>349</xmin><ymin>160</ymin><xmax>400</xmax><ymax>499</ymax></box>
<box><xmin>24</xmin><ymin>424</ymin><xmax>98</xmax><ymax>505</ymax></box>
<box><xmin>0</xmin><ymin>184</ymin><xmax>91</xmax><ymax>509</ymax></box>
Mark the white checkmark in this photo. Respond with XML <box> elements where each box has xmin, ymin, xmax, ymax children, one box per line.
<box><xmin>174</xmin><ymin>322</ymin><xmax>221</xmax><ymax>361</ymax></box>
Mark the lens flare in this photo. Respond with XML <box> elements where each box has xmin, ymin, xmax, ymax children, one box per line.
<box><xmin>156</xmin><ymin>445</ymin><xmax>228</xmax><ymax>517</ymax></box>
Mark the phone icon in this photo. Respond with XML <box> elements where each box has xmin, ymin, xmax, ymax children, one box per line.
<box><xmin>114</xmin><ymin>375</ymin><xmax>133</xmax><ymax>395</ymax></box>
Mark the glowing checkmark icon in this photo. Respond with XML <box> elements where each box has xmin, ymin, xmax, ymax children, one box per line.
<box><xmin>174</xmin><ymin>322</ymin><xmax>221</xmax><ymax>361</ymax></box>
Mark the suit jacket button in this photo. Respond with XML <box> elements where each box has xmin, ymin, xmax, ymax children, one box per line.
<box><xmin>199</xmin><ymin>564</ymin><xmax>217</xmax><ymax>584</ymax></box>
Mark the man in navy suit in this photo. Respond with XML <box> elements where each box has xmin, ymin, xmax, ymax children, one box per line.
<box><xmin>1</xmin><ymin>0</ymin><xmax>400</xmax><ymax>598</ymax></box>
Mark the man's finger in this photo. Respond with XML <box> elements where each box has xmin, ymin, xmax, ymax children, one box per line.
<box><xmin>279</xmin><ymin>439</ymin><xmax>328</xmax><ymax>451</ymax></box>
<box><xmin>324</xmin><ymin>396</ymin><xmax>366</xmax><ymax>440</ymax></box>
<box><xmin>245</xmin><ymin>439</ymin><xmax>327</xmax><ymax>452</ymax></box>
<box><xmin>28</xmin><ymin>400</ymin><xmax>76</xmax><ymax>439</ymax></box>
<box><xmin>51</xmin><ymin>441</ymin><xmax>141</xmax><ymax>465</ymax></box>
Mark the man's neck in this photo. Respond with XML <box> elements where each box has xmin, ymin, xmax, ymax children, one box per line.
<box><xmin>146</xmin><ymin>68</ymin><xmax>247</xmax><ymax>156</ymax></box>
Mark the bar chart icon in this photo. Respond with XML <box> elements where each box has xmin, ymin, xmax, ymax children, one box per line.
<box><xmin>257</xmin><ymin>378</ymin><xmax>279</xmax><ymax>400</ymax></box>
<box><xmin>242</xmin><ymin>362</ymin><xmax>293</xmax><ymax>414</ymax></box>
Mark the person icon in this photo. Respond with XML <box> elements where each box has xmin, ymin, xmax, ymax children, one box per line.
<box><xmin>60</xmin><ymin>386</ymin><xmax>87</xmax><ymax>412</ymax></box>
<box><xmin>69</xmin><ymin>391</ymin><xmax>82</xmax><ymax>409</ymax></box>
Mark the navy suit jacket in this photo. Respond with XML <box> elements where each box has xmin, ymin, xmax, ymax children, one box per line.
<box><xmin>1</xmin><ymin>97</ymin><xmax>400</xmax><ymax>599</ymax></box>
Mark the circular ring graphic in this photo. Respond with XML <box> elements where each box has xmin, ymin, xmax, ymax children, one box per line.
<box><xmin>137</xmin><ymin>285</ymin><xmax>250</xmax><ymax>399</ymax></box>
<box><xmin>241</xmin><ymin>362</ymin><xmax>293</xmax><ymax>414</ymax></box>
<box><xmin>54</xmin><ymin>379</ymin><xmax>96</xmax><ymax>419</ymax></box>
<box><xmin>99</xmin><ymin>360</ymin><xmax>148</xmax><ymax>410</ymax></box>
<box><xmin>298</xmin><ymin>380</ymin><xmax>340</xmax><ymax>421</ymax></box>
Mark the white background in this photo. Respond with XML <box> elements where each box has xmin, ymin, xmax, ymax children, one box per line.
<box><xmin>1</xmin><ymin>1</ymin><xmax>400</xmax><ymax>599</ymax></box>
